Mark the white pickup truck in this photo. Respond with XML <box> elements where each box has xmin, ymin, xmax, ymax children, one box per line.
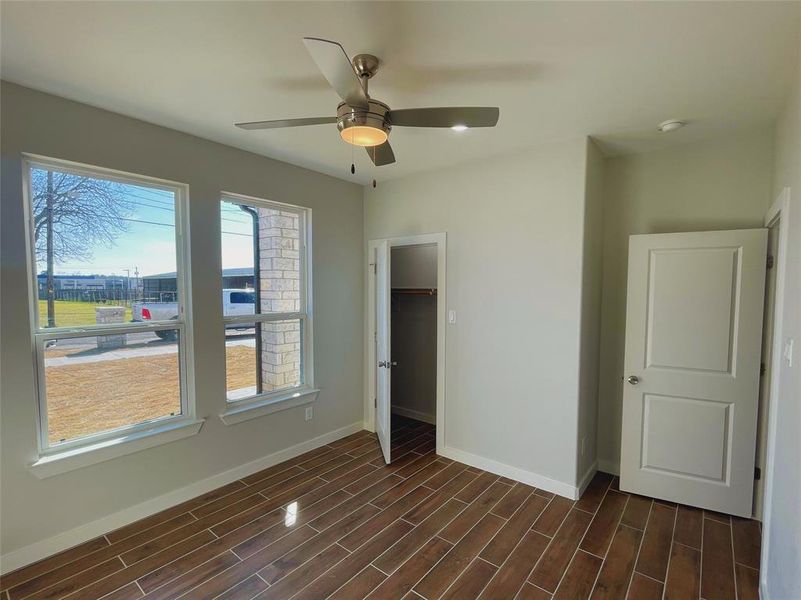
<box><xmin>133</xmin><ymin>289</ymin><xmax>255</xmax><ymax>339</ymax></box>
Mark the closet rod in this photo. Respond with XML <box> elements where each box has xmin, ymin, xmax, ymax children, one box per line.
<box><xmin>391</xmin><ymin>288</ymin><xmax>437</xmax><ymax>296</ymax></box>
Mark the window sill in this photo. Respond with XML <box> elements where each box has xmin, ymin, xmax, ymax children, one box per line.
<box><xmin>29</xmin><ymin>419</ymin><xmax>205</xmax><ymax>479</ymax></box>
<box><xmin>220</xmin><ymin>387</ymin><xmax>320</xmax><ymax>425</ymax></box>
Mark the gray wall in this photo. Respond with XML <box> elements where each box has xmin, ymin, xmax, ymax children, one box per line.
<box><xmin>596</xmin><ymin>130</ymin><xmax>775</xmax><ymax>473</ymax></box>
<box><xmin>366</xmin><ymin>138</ymin><xmax>592</xmax><ymax>490</ymax></box>
<box><xmin>0</xmin><ymin>83</ymin><xmax>364</xmax><ymax>555</ymax></box>
<box><xmin>763</xmin><ymin>31</ymin><xmax>801</xmax><ymax>599</ymax></box>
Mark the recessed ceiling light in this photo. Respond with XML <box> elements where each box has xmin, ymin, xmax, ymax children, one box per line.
<box><xmin>658</xmin><ymin>119</ymin><xmax>686</xmax><ymax>133</ymax></box>
<box><xmin>451</xmin><ymin>124</ymin><xmax>468</xmax><ymax>132</ymax></box>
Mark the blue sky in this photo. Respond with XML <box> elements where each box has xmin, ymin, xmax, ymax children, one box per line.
<box><xmin>43</xmin><ymin>178</ymin><xmax>254</xmax><ymax>278</ymax></box>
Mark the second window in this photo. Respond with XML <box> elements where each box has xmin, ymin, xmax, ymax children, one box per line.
<box><xmin>220</xmin><ymin>194</ymin><xmax>311</xmax><ymax>403</ymax></box>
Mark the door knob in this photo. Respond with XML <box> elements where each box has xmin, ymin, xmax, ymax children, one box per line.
<box><xmin>626</xmin><ymin>375</ymin><xmax>640</xmax><ymax>385</ymax></box>
<box><xmin>378</xmin><ymin>361</ymin><xmax>392</xmax><ymax>369</ymax></box>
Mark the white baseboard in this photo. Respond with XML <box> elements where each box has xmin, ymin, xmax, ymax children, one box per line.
<box><xmin>598</xmin><ymin>457</ymin><xmax>620</xmax><ymax>476</ymax></box>
<box><xmin>577</xmin><ymin>461</ymin><xmax>599</xmax><ymax>498</ymax></box>
<box><xmin>439</xmin><ymin>445</ymin><xmax>580</xmax><ymax>499</ymax></box>
<box><xmin>0</xmin><ymin>421</ymin><xmax>364</xmax><ymax>575</ymax></box>
<box><xmin>391</xmin><ymin>406</ymin><xmax>436</xmax><ymax>425</ymax></box>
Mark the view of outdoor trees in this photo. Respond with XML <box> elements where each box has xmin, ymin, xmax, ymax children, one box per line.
<box><xmin>31</xmin><ymin>167</ymin><xmax>134</xmax><ymax>328</ymax></box>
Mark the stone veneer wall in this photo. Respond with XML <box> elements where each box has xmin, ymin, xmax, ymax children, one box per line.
<box><xmin>257</xmin><ymin>208</ymin><xmax>302</xmax><ymax>391</ymax></box>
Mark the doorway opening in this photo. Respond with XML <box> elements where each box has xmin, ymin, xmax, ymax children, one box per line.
<box><xmin>389</xmin><ymin>244</ymin><xmax>438</xmax><ymax>449</ymax></box>
<box><xmin>367</xmin><ymin>233</ymin><xmax>446</xmax><ymax>464</ymax></box>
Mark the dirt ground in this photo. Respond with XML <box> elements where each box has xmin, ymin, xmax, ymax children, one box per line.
<box><xmin>46</xmin><ymin>345</ymin><xmax>256</xmax><ymax>443</ymax></box>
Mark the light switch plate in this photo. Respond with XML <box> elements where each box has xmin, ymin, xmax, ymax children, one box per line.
<box><xmin>784</xmin><ymin>337</ymin><xmax>794</xmax><ymax>367</ymax></box>
<box><xmin>448</xmin><ymin>310</ymin><xmax>456</xmax><ymax>324</ymax></box>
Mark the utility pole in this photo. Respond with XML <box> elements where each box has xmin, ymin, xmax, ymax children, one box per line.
<box><xmin>46</xmin><ymin>170</ymin><xmax>56</xmax><ymax>328</ymax></box>
<box><xmin>123</xmin><ymin>268</ymin><xmax>131</xmax><ymax>306</ymax></box>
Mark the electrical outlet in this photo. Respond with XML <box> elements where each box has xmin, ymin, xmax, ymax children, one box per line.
<box><xmin>305</xmin><ymin>406</ymin><xmax>313</xmax><ymax>421</ymax></box>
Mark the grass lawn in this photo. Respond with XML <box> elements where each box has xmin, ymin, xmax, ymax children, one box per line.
<box><xmin>45</xmin><ymin>345</ymin><xmax>255</xmax><ymax>443</ymax></box>
<box><xmin>39</xmin><ymin>300</ymin><xmax>132</xmax><ymax>328</ymax></box>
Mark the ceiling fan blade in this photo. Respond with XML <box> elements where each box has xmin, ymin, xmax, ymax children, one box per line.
<box><xmin>235</xmin><ymin>117</ymin><xmax>336</xmax><ymax>130</ymax></box>
<box><xmin>388</xmin><ymin>107</ymin><xmax>499</xmax><ymax>128</ymax></box>
<box><xmin>303</xmin><ymin>37</ymin><xmax>369</xmax><ymax>109</ymax></box>
<box><xmin>366</xmin><ymin>141</ymin><xmax>395</xmax><ymax>166</ymax></box>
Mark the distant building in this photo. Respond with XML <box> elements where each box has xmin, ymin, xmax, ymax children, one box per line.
<box><xmin>36</xmin><ymin>274</ymin><xmax>141</xmax><ymax>301</ymax></box>
<box><xmin>142</xmin><ymin>268</ymin><xmax>253</xmax><ymax>300</ymax></box>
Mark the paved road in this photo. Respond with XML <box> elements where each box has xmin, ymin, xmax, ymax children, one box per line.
<box><xmin>45</xmin><ymin>330</ymin><xmax>256</xmax><ymax>366</ymax></box>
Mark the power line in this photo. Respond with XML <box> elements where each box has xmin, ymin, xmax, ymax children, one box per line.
<box><xmin>110</xmin><ymin>200</ymin><xmax>250</xmax><ymax>228</ymax></box>
<box><xmin>120</xmin><ymin>217</ymin><xmax>175</xmax><ymax>228</ymax></box>
<box><xmin>128</xmin><ymin>200</ymin><xmax>175</xmax><ymax>212</ymax></box>
<box><xmin>124</xmin><ymin>192</ymin><xmax>175</xmax><ymax>205</ymax></box>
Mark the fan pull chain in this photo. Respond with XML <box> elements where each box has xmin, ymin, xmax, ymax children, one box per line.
<box><xmin>372</xmin><ymin>145</ymin><xmax>377</xmax><ymax>188</ymax></box>
<box><xmin>350</xmin><ymin>136</ymin><xmax>355</xmax><ymax>175</ymax></box>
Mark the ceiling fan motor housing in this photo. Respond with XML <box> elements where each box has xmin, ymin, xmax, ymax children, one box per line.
<box><xmin>337</xmin><ymin>100</ymin><xmax>391</xmax><ymax>146</ymax></box>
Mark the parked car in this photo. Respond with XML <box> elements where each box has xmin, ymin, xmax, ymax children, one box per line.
<box><xmin>132</xmin><ymin>289</ymin><xmax>255</xmax><ymax>339</ymax></box>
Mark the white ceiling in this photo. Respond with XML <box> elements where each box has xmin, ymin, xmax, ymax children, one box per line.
<box><xmin>2</xmin><ymin>1</ymin><xmax>799</xmax><ymax>184</ymax></box>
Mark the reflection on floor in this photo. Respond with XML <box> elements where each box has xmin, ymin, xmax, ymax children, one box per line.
<box><xmin>1</xmin><ymin>418</ymin><xmax>760</xmax><ymax>600</ymax></box>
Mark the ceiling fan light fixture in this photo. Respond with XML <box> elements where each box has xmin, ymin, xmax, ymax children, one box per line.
<box><xmin>340</xmin><ymin>125</ymin><xmax>388</xmax><ymax>147</ymax></box>
<box><xmin>337</xmin><ymin>99</ymin><xmax>391</xmax><ymax>147</ymax></box>
<box><xmin>235</xmin><ymin>38</ymin><xmax>501</xmax><ymax>167</ymax></box>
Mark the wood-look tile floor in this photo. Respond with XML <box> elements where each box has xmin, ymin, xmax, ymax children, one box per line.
<box><xmin>0</xmin><ymin>418</ymin><xmax>761</xmax><ymax>600</ymax></box>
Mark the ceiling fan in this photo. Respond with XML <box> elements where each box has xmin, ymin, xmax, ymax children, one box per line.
<box><xmin>235</xmin><ymin>37</ymin><xmax>500</xmax><ymax>166</ymax></box>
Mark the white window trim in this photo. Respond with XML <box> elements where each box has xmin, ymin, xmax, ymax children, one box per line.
<box><xmin>219</xmin><ymin>192</ymin><xmax>314</xmax><ymax>423</ymax></box>
<box><xmin>219</xmin><ymin>387</ymin><xmax>320</xmax><ymax>426</ymax></box>
<box><xmin>29</xmin><ymin>419</ymin><xmax>205</xmax><ymax>479</ymax></box>
<box><xmin>21</xmin><ymin>154</ymin><xmax>200</xmax><ymax>469</ymax></box>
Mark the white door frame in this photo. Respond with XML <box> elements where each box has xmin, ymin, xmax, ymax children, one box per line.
<box><xmin>759</xmin><ymin>187</ymin><xmax>791</xmax><ymax>596</ymax></box>
<box><xmin>365</xmin><ymin>233</ymin><xmax>447</xmax><ymax>455</ymax></box>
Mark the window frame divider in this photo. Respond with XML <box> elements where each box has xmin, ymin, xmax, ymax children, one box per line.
<box><xmin>223</xmin><ymin>312</ymin><xmax>306</xmax><ymax>326</ymax></box>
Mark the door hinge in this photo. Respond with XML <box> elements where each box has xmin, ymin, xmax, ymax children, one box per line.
<box><xmin>754</xmin><ymin>467</ymin><xmax>761</xmax><ymax>480</ymax></box>
<box><xmin>374</xmin><ymin>398</ymin><xmax>377</xmax><ymax>408</ymax></box>
<box><xmin>767</xmin><ymin>255</ymin><xmax>774</xmax><ymax>269</ymax></box>
<box><xmin>370</xmin><ymin>262</ymin><xmax>377</xmax><ymax>274</ymax></box>
<box><xmin>760</xmin><ymin>362</ymin><xmax>766</xmax><ymax>377</ymax></box>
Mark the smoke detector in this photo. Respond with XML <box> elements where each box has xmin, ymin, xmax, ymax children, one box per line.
<box><xmin>658</xmin><ymin>119</ymin><xmax>686</xmax><ymax>133</ymax></box>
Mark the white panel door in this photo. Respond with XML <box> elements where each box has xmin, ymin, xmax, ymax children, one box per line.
<box><xmin>375</xmin><ymin>240</ymin><xmax>391</xmax><ymax>464</ymax></box>
<box><xmin>620</xmin><ymin>229</ymin><xmax>767</xmax><ymax>517</ymax></box>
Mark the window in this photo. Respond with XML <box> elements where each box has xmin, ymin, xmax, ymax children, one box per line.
<box><xmin>24</xmin><ymin>156</ymin><xmax>192</xmax><ymax>455</ymax></box>
<box><xmin>220</xmin><ymin>194</ymin><xmax>312</xmax><ymax>405</ymax></box>
<box><xmin>230</xmin><ymin>291</ymin><xmax>255</xmax><ymax>304</ymax></box>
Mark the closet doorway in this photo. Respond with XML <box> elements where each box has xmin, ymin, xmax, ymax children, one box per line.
<box><xmin>390</xmin><ymin>245</ymin><xmax>438</xmax><ymax>439</ymax></box>
<box><xmin>367</xmin><ymin>233</ymin><xmax>446</xmax><ymax>464</ymax></box>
